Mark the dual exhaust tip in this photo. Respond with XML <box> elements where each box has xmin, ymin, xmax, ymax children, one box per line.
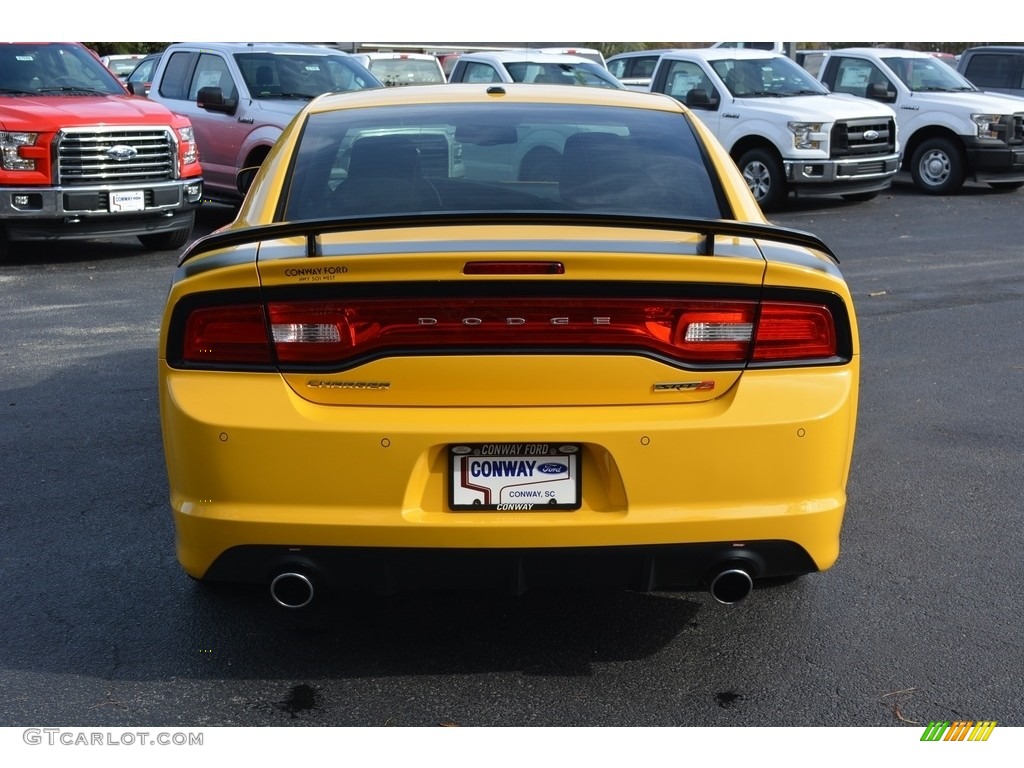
<box><xmin>268</xmin><ymin>562</ymin><xmax>755</xmax><ymax>608</ymax></box>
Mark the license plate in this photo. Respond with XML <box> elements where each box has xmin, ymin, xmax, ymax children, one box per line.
<box><xmin>109</xmin><ymin>190</ymin><xmax>145</xmax><ymax>212</ymax></box>
<box><xmin>448</xmin><ymin>443</ymin><xmax>581</xmax><ymax>511</ymax></box>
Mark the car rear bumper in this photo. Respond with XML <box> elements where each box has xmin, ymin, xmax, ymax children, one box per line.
<box><xmin>203</xmin><ymin>540</ymin><xmax>822</xmax><ymax>594</ymax></box>
<box><xmin>161</xmin><ymin>361</ymin><xmax>858</xmax><ymax>590</ymax></box>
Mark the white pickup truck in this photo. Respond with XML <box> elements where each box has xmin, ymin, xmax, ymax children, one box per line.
<box><xmin>818</xmin><ymin>47</ymin><xmax>1024</xmax><ymax>194</ymax></box>
<box><xmin>648</xmin><ymin>48</ymin><xmax>900</xmax><ymax>210</ymax></box>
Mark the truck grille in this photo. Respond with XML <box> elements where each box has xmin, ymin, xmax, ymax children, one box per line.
<box><xmin>837</xmin><ymin>160</ymin><xmax>890</xmax><ymax>177</ymax></box>
<box><xmin>57</xmin><ymin>128</ymin><xmax>176</xmax><ymax>185</ymax></box>
<box><xmin>1003</xmin><ymin>114</ymin><xmax>1024</xmax><ymax>145</ymax></box>
<box><xmin>830</xmin><ymin>118</ymin><xmax>897</xmax><ymax>158</ymax></box>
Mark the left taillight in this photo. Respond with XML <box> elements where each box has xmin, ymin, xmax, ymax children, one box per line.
<box><xmin>182</xmin><ymin>304</ymin><xmax>273</xmax><ymax>364</ymax></box>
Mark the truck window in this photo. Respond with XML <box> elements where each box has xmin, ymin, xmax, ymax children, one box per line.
<box><xmin>189</xmin><ymin>53</ymin><xmax>236</xmax><ymax>101</ymax></box>
<box><xmin>158</xmin><ymin>51</ymin><xmax>196</xmax><ymax>100</ymax></box>
<box><xmin>963</xmin><ymin>53</ymin><xmax>1020</xmax><ymax>89</ymax></box>
<box><xmin>462</xmin><ymin>62</ymin><xmax>501</xmax><ymax>83</ymax></box>
<box><xmin>663</xmin><ymin>60</ymin><xmax>713</xmax><ymax>104</ymax></box>
<box><xmin>831</xmin><ymin>59</ymin><xmax>887</xmax><ymax>99</ymax></box>
<box><xmin>634</xmin><ymin>58</ymin><xmax>657</xmax><ymax>78</ymax></box>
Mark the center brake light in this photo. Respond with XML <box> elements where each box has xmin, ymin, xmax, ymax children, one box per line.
<box><xmin>178</xmin><ymin>298</ymin><xmax>838</xmax><ymax>368</ymax></box>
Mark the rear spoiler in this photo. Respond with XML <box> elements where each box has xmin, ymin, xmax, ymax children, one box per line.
<box><xmin>179</xmin><ymin>212</ymin><xmax>839</xmax><ymax>266</ymax></box>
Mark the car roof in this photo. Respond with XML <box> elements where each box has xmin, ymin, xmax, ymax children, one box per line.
<box><xmin>656</xmin><ymin>48</ymin><xmax>788</xmax><ymax>62</ymax></box>
<box><xmin>960</xmin><ymin>45</ymin><xmax>1024</xmax><ymax>53</ymax></box>
<box><xmin>607</xmin><ymin>49</ymin><xmax>674</xmax><ymax>59</ymax></box>
<box><xmin>459</xmin><ymin>50</ymin><xmax>602</xmax><ymax>64</ymax></box>
<box><xmin>304</xmin><ymin>81</ymin><xmax>681</xmax><ymax>114</ymax></box>
<box><xmin>537</xmin><ymin>46</ymin><xmax>603</xmax><ymax>54</ymax></box>
<box><xmin>830</xmin><ymin>47</ymin><xmax>936</xmax><ymax>58</ymax></box>
<box><xmin>355</xmin><ymin>52</ymin><xmax>440</xmax><ymax>60</ymax></box>
<box><xmin>165</xmin><ymin>42</ymin><xmax>348</xmax><ymax>55</ymax></box>
<box><xmin>101</xmin><ymin>53</ymin><xmax>145</xmax><ymax>63</ymax></box>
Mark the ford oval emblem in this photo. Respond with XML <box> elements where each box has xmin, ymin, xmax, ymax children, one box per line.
<box><xmin>863</xmin><ymin>129</ymin><xmax>879</xmax><ymax>141</ymax></box>
<box><xmin>107</xmin><ymin>145</ymin><xmax>138</xmax><ymax>161</ymax></box>
<box><xmin>537</xmin><ymin>462</ymin><xmax>567</xmax><ymax>474</ymax></box>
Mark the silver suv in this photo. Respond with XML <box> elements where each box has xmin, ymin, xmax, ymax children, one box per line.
<box><xmin>147</xmin><ymin>43</ymin><xmax>381</xmax><ymax>204</ymax></box>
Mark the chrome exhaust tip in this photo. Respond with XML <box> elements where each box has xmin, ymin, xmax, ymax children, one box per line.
<box><xmin>708</xmin><ymin>566</ymin><xmax>754</xmax><ymax>605</ymax></box>
<box><xmin>269</xmin><ymin>571</ymin><xmax>315</xmax><ymax>609</ymax></box>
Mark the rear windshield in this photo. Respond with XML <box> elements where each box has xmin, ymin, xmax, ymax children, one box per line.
<box><xmin>106</xmin><ymin>58</ymin><xmax>142</xmax><ymax>77</ymax></box>
<box><xmin>283</xmin><ymin>102</ymin><xmax>724</xmax><ymax>221</ymax></box>
<box><xmin>368</xmin><ymin>58</ymin><xmax>445</xmax><ymax>86</ymax></box>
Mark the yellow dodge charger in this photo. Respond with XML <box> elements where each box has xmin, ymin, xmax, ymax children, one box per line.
<box><xmin>158</xmin><ymin>84</ymin><xmax>859</xmax><ymax>607</ymax></box>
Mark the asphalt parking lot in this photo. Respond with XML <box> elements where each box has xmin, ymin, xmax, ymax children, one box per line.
<box><xmin>0</xmin><ymin>178</ymin><xmax>1022</xmax><ymax>728</ymax></box>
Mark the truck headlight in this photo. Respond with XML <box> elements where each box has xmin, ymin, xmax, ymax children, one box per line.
<box><xmin>972</xmin><ymin>114</ymin><xmax>1010</xmax><ymax>142</ymax></box>
<box><xmin>177</xmin><ymin>126</ymin><xmax>199</xmax><ymax>165</ymax></box>
<box><xmin>0</xmin><ymin>131</ymin><xmax>39</xmax><ymax>171</ymax></box>
<box><xmin>788</xmin><ymin>122</ymin><xmax>824</xmax><ymax>151</ymax></box>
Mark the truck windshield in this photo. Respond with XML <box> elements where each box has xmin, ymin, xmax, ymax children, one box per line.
<box><xmin>880</xmin><ymin>56</ymin><xmax>976</xmax><ymax>92</ymax></box>
<box><xmin>711</xmin><ymin>57</ymin><xmax>828</xmax><ymax>98</ymax></box>
<box><xmin>0</xmin><ymin>43</ymin><xmax>124</xmax><ymax>95</ymax></box>
<box><xmin>235</xmin><ymin>52</ymin><xmax>380</xmax><ymax>98</ymax></box>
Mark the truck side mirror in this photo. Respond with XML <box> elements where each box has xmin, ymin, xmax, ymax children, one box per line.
<box><xmin>197</xmin><ymin>86</ymin><xmax>237</xmax><ymax>115</ymax></box>
<box><xmin>866</xmin><ymin>82</ymin><xmax>896</xmax><ymax>103</ymax></box>
<box><xmin>685</xmin><ymin>88</ymin><xmax>713</xmax><ymax>109</ymax></box>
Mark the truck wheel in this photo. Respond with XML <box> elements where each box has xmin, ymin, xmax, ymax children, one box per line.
<box><xmin>138</xmin><ymin>226</ymin><xmax>192</xmax><ymax>252</ymax></box>
<box><xmin>910</xmin><ymin>138</ymin><xmax>965</xmax><ymax>194</ymax></box>
<box><xmin>738</xmin><ymin>148</ymin><xmax>786</xmax><ymax>210</ymax></box>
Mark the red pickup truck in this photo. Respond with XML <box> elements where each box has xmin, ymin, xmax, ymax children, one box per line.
<box><xmin>0</xmin><ymin>43</ymin><xmax>203</xmax><ymax>260</ymax></box>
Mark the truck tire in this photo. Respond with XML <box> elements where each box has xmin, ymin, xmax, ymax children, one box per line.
<box><xmin>737</xmin><ymin>148</ymin><xmax>786</xmax><ymax>211</ymax></box>
<box><xmin>910</xmin><ymin>137</ymin><xmax>965</xmax><ymax>194</ymax></box>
